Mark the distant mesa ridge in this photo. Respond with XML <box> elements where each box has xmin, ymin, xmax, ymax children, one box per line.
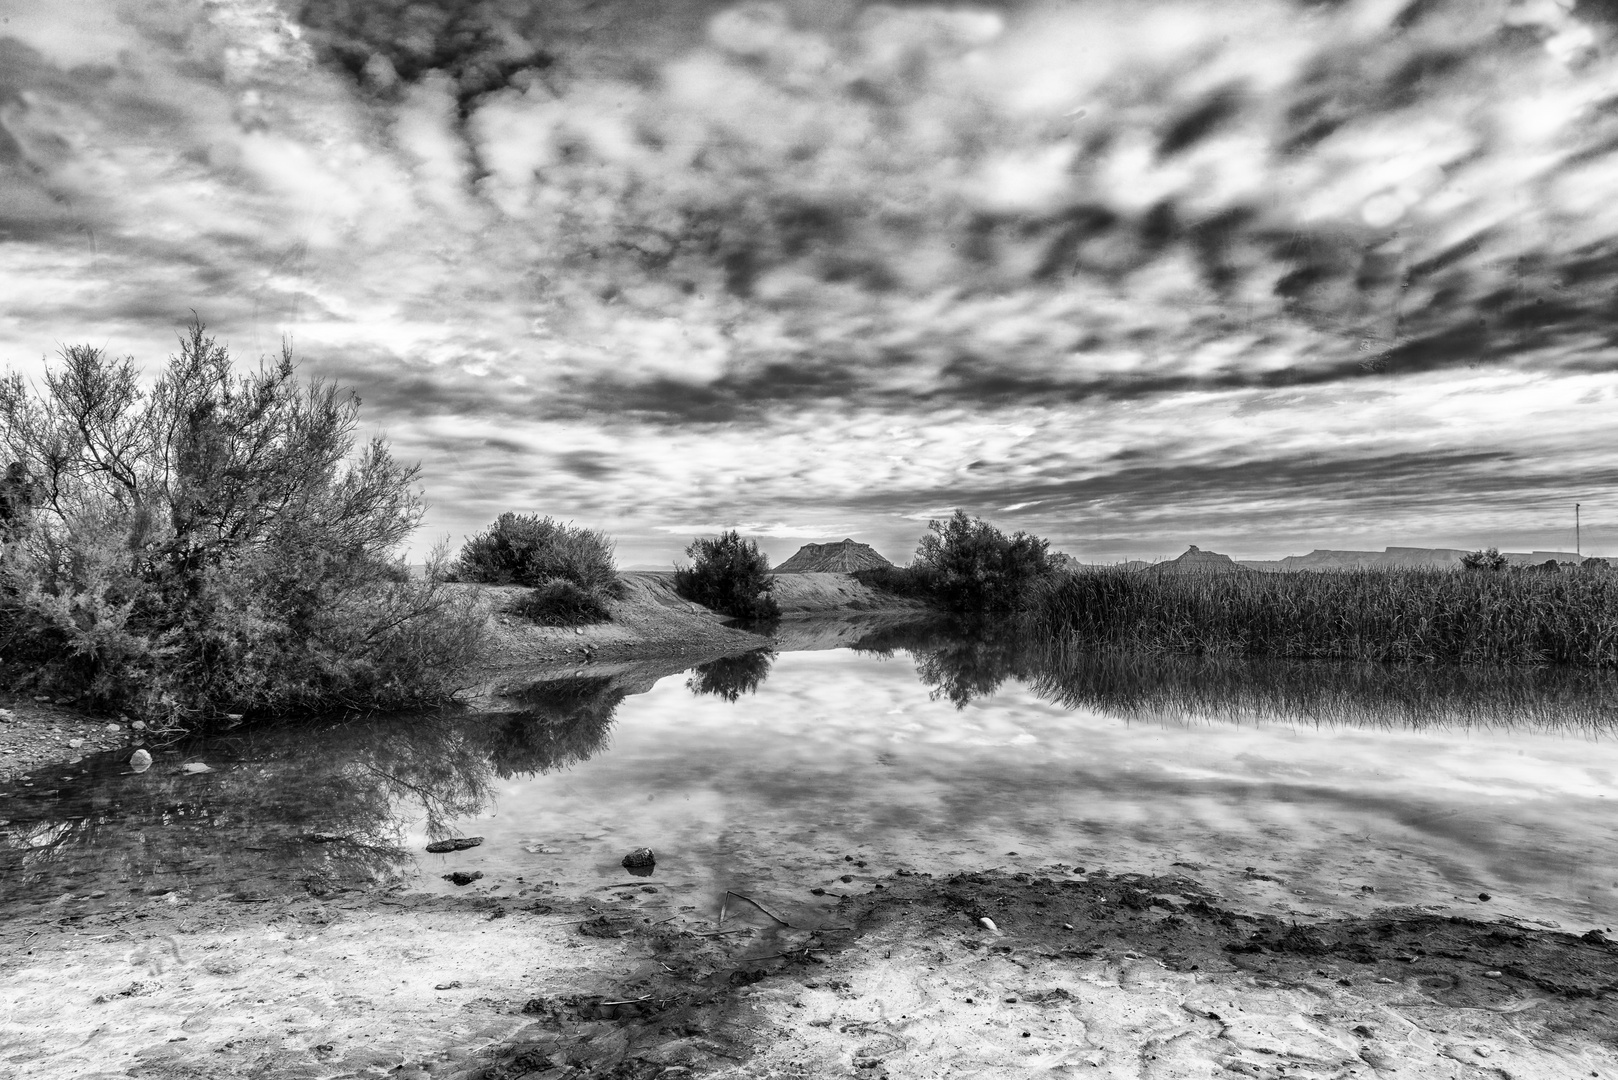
<box><xmin>1141</xmin><ymin>544</ymin><xmax>1250</xmax><ymax>575</ymax></box>
<box><xmin>774</xmin><ymin>538</ymin><xmax>894</xmax><ymax>573</ymax></box>
<box><xmin>1239</xmin><ymin>546</ymin><xmax>1585</xmax><ymax>571</ymax></box>
<box><xmin>1131</xmin><ymin>545</ymin><xmax>1591</xmax><ymax>573</ymax></box>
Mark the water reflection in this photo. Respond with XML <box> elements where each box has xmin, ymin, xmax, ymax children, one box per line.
<box><xmin>0</xmin><ymin>676</ymin><xmax>623</xmax><ymax>909</ymax></box>
<box><xmin>686</xmin><ymin>649</ymin><xmax>776</xmax><ymax>702</ymax></box>
<box><xmin>859</xmin><ymin>620</ymin><xmax>1618</xmax><ymax>731</ymax></box>
<box><xmin>7</xmin><ymin>624</ymin><xmax>1618</xmax><ymax>926</ymax></box>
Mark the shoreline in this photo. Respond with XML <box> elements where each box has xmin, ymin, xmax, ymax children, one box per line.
<box><xmin>3</xmin><ymin>863</ymin><xmax>1614</xmax><ymax>1079</ymax></box>
<box><xmin>0</xmin><ymin>572</ymin><xmax>930</xmax><ymax>783</ymax></box>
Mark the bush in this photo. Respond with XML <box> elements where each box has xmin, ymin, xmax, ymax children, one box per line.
<box><xmin>851</xmin><ymin>563</ymin><xmax>940</xmax><ymax>600</ymax></box>
<box><xmin>674</xmin><ymin>530</ymin><xmax>780</xmax><ymax>620</ymax></box>
<box><xmin>913</xmin><ymin>510</ymin><xmax>1052</xmax><ymax>613</ymax></box>
<box><xmin>1460</xmin><ymin>546</ymin><xmax>1508</xmax><ymax>570</ymax></box>
<box><xmin>451</xmin><ymin>513</ymin><xmax>619</xmax><ymax>594</ymax></box>
<box><xmin>509</xmin><ymin>578</ymin><xmax>613</xmax><ymax>626</ymax></box>
<box><xmin>0</xmin><ymin>321</ymin><xmax>490</xmax><ymax>727</ymax></box>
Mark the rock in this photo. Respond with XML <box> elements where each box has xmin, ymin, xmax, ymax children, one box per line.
<box><xmin>444</xmin><ymin>871</ymin><xmax>483</xmax><ymax>886</ymax></box>
<box><xmin>978</xmin><ymin>917</ymin><xmax>998</xmax><ymax>931</ymax></box>
<box><xmin>179</xmin><ymin>762</ymin><xmax>214</xmax><ymax>774</ymax></box>
<box><xmin>131</xmin><ymin>720</ymin><xmax>147</xmax><ymax>731</ymax></box>
<box><xmin>1478</xmin><ymin>892</ymin><xmax>1491</xmax><ymax>901</ymax></box>
<box><xmin>621</xmin><ymin>847</ymin><xmax>655</xmax><ymax>869</ymax></box>
<box><xmin>66</xmin><ymin>738</ymin><xmax>83</xmax><ymax>749</ymax></box>
<box><xmin>129</xmin><ymin>749</ymin><xmax>153</xmax><ymax>773</ymax></box>
<box><xmin>425</xmin><ymin>836</ymin><xmax>484</xmax><ymax>854</ymax></box>
<box><xmin>105</xmin><ymin>723</ymin><xmax>121</xmax><ymax>733</ymax></box>
<box><xmin>434</xmin><ymin>981</ymin><xmax>463</xmax><ymax>990</ymax></box>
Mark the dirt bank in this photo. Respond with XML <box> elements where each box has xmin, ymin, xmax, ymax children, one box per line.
<box><xmin>0</xmin><ymin>693</ymin><xmax>142</xmax><ymax>784</ymax></box>
<box><xmin>5</xmin><ymin>865</ymin><xmax>1615</xmax><ymax>1079</ymax></box>
<box><xmin>0</xmin><ymin>571</ymin><xmax>926</xmax><ymax>781</ymax></box>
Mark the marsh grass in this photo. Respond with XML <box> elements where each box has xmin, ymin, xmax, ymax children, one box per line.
<box><xmin>1021</xmin><ymin>566</ymin><xmax>1618</xmax><ymax>667</ymax></box>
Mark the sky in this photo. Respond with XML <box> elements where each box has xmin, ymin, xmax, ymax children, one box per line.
<box><xmin>3</xmin><ymin>0</ymin><xmax>1618</xmax><ymax>567</ymax></box>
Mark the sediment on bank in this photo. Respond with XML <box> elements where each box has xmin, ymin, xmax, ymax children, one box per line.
<box><xmin>473</xmin><ymin>570</ymin><xmax>929</xmax><ymax>673</ymax></box>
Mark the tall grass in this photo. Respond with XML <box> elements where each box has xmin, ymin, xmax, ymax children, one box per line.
<box><xmin>1019</xmin><ymin>566</ymin><xmax>1618</xmax><ymax>667</ymax></box>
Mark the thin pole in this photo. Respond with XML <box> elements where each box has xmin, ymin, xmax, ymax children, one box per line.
<box><xmin>1576</xmin><ymin>503</ymin><xmax>1581</xmax><ymax>558</ymax></box>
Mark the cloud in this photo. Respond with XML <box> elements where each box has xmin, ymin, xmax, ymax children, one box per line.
<box><xmin>7</xmin><ymin>0</ymin><xmax>1618</xmax><ymax>562</ymax></box>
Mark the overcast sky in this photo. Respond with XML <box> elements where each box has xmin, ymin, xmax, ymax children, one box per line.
<box><xmin>4</xmin><ymin>0</ymin><xmax>1617</xmax><ymax>566</ymax></box>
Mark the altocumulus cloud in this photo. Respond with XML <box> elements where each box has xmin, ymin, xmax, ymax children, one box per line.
<box><xmin>3</xmin><ymin>0</ymin><xmax>1618</xmax><ymax>562</ymax></box>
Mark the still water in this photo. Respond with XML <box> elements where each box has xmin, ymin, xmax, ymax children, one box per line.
<box><xmin>4</xmin><ymin>629</ymin><xmax>1617</xmax><ymax>930</ymax></box>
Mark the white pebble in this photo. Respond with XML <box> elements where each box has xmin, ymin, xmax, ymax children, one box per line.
<box><xmin>978</xmin><ymin>917</ymin><xmax>997</xmax><ymax>931</ymax></box>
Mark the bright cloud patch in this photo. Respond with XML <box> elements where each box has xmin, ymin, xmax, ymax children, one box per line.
<box><xmin>4</xmin><ymin>0</ymin><xmax>1618</xmax><ymax>563</ymax></box>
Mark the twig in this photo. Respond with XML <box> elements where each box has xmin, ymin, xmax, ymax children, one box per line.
<box><xmin>692</xmin><ymin>928</ymin><xmax>752</xmax><ymax>937</ymax></box>
<box><xmin>738</xmin><ymin>949</ymin><xmax>826</xmax><ymax>964</ymax></box>
<box><xmin>596</xmin><ymin>994</ymin><xmax>655</xmax><ymax>1007</ymax></box>
<box><xmin>721</xmin><ymin>890</ymin><xmax>794</xmax><ymax>929</ymax></box>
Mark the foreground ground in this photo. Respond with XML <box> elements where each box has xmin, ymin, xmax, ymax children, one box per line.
<box><xmin>5</xmin><ymin>576</ymin><xmax>1616</xmax><ymax>1077</ymax></box>
<box><xmin>3</xmin><ymin>863</ymin><xmax>1615</xmax><ymax>1080</ymax></box>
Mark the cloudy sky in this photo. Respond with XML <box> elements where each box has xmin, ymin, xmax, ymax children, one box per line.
<box><xmin>4</xmin><ymin>0</ymin><xmax>1618</xmax><ymax>566</ymax></box>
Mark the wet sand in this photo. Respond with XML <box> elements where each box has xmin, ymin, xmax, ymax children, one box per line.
<box><xmin>4</xmin><ymin>865</ymin><xmax>1616</xmax><ymax>1079</ymax></box>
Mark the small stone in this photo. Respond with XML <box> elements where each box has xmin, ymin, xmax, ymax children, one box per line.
<box><xmin>179</xmin><ymin>762</ymin><xmax>214</xmax><ymax>774</ymax></box>
<box><xmin>840</xmin><ymin>875</ymin><xmax>854</xmax><ymax>883</ymax></box>
<box><xmin>443</xmin><ymin>871</ymin><xmax>483</xmax><ymax>886</ymax></box>
<box><xmin>129</xmin><ymin>749</ymin><xmax>153</xmax><ymax>773</ymax></box>
<box><xmin>434</xmin><ymin>981</ymin><xmax>463</xmax><ymax>990</ymax></box>
<box><xmin>105</xmin><ymin>724</ymin><xmax>121</xmax><ymax>733</ymax></box>
<box><xmin>131</xmin><ymin>720</ymin><xmax>147</xmax><ymax>731</ymax></box>
<box><xmin>978</xmin><ymin>917</ymin><xmax>997</xmax><ymax>931</ymax></box>
<box><xmin>1478</xmin><ymin>892</ymin><xmax>1491</xmax><ymax>901</ymax></box>
<box><xmin>1484</xmin><ymin>970</ymin><xmax>1503</xmax><ymax>978</ymax></box>
<box><xmin>66</xmin><ymin>739</ymin><xmax>83</xmax><ymax>749</ymax></box>
<box><xmin>621</xmin><ymin>847</ymin><xmax>656</xmax><ymax>869</ymax></box>
<box><xmin>575</xmin><ymin>628</ymin><xmax>584</xmax><ymax>635</ymax></box>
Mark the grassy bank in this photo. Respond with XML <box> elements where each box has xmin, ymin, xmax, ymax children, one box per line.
<box><xmin>1019</xmin><ymin>565</ymin><xmax>1618</xmax><ymax>666</ymax></box>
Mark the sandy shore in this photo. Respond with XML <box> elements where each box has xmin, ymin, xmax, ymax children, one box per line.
<box><xmin>3</xmin><ymin>863</ymin><xmax>1615</xmax><ymax>1079</ymax></box>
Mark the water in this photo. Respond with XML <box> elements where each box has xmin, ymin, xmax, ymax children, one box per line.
<box><xmin>5</xmin><ymin>627</ymin><xmax>1618</xmax><ymax>931</ymax></box>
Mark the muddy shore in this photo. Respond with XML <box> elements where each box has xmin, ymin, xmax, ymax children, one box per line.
<box><xmin>4</xmin><ymin>862</ymin><xmax>1616</xmax><ymax>1079</ymax></box>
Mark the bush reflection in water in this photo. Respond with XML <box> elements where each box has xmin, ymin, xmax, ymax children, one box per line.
<box><xmin>857</xmin><ymin>620</ymin><xmax>1618</xmax><ymax>731</ymax></box>
<box><xmin>0</xmin><ymin>676</ymin><xmax>623</xmax><ymax>907</ymax></box>
<box><xmin>8</xmin><ymin>625</ymin><xmax>1618</xmax><ymax>911</ymax></box>
<box><xmin>685</xmin><ymin>648</ymin><xmax>777</xmax><ymax>703</ymax></box>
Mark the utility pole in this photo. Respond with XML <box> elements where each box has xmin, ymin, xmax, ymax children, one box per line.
<box><xmin>1576</xmin><ymin>503</ymin><xmax>1581</xmax><ymax>558</ymax></box>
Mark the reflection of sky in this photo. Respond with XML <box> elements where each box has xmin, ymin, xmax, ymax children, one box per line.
<box><xmin>8</xmin><ymin>1</ymin><xmax>1618</xmax><ymax>563</ymax></box>
<box><xmin>432</xmin><ymin>649</ymin><xmax>1618</xmax><ymax>929</ymax></box>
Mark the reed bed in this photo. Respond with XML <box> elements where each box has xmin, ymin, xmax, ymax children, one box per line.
<box><xmin>1019</xmin><ymin>567</ymin><xmax>1618</xmax><ymax>667</ymax></box>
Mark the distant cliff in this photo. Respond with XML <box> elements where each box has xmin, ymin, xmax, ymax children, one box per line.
<box><xmin>774</xmin><ymin>538</ymin><xmax>895</xmax><ymax>573</ymax></box>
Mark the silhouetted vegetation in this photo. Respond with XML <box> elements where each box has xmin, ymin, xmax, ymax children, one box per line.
<box><xmin>1019</xmin><ymin>565</ymin><xmax>1618</xmax><ymax>667</ymax></box>
<box><xmin>482</xmin><ymin>675</ymin><xmax>622</xmax><ymax>778</ymax></box>
<box><xmin>450</xmin><ymin>513</ymin><xmax>619</xmax><ymax>592</ymax></box>
<box><xmin>686</xmin><ymin>648</ymin><xmax>776</xmax><ymax>702</ymax></box>
<box><xmin>914</xmin><ymin>510</ymin><xmax>1052</xmax><ymax>612</ymax></box>
<box><xmin>674</xmin><ymin>530</ymin><xmax>780</xmax><ymax>620</ymax></box>
<box><xmin>450</xmin><ymin>512</ymin><xmax>621</xmax><ymax>625</ymax></box>
<box><xmin>1460</xmin><ymin>546</ymin><xmax>1508</xmax><ymax>570</ymax></box>
<box><xmin>857</xmin><ymin>619</ymin><xmax>1618</xmax><ymax>727</ymax></box>
<box><xmin>854</xmin><ymin>511</ymin><xmax>1051</xmax><ymax>615</ymax></box>
<box><xmin>0</xmin><ymin>321</ymin><xmax>489</xmax><ymax>729</ymax></box>
<box><xmin>509</xmin><ymin>578</ymin><xmax>613</xmax><ymax>626</ymax></box>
